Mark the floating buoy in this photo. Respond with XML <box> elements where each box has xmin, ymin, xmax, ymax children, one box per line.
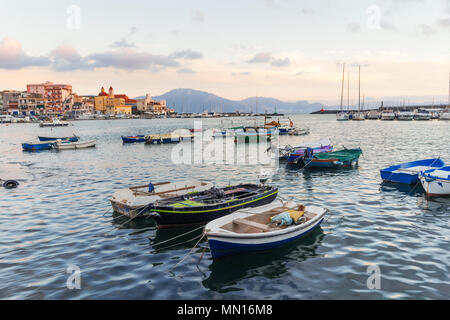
<box><xmin>3</xmin><ymin>180</ymin><xmax>19</xmax><ymax>189</ymax></box>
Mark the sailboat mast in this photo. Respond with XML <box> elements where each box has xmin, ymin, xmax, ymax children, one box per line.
<box><xmin>347</xmin><ymin>72</ymin><xmax>350</xmax><ymax>110</ymax></box>
<box><xmin>358</xmin><ymin>65</ymin><xmax>361</xmax><ymax>113</ymax></box>
<box><xmin>340</xmin><ymin>63</ymin><xmax>345</xmax><ymax>112</ymax></box>
<box><xmin>448</xmin><ymin>71</ymin><xmax>450</xmax><ymax>109</ymax></box>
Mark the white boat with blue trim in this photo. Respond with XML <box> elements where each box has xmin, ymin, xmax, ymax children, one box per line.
<box><xmin>419</xmin><ymin>166</ymin><xmax>450</xmax><ymax>197</ymax></box>
<box><xmin>204</xmin><ymin>200</ymin><xmax>327</xmax><ymax>259</ymax></box>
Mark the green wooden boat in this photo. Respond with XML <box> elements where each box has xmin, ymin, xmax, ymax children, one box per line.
<box><xmin>305</xmin><ymin>148</ymin><xmax>362</xmax><ymax>168</ymax></box>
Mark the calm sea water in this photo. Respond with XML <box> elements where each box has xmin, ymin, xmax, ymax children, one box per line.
<box><xmin>0</xmin><ymin>115</ymin><xmax>448</xmax><ymax>299</ymax></box>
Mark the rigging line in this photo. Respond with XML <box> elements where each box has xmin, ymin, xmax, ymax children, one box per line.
<box><xmin>102</xmin><ymin>204</ymin><xmax>149</xmax><ymax>236</ymax></box>
<box><xmin>169</xmin><ymin>234</ymin><xmax>206</xmax><ymax>272</ymax></box>
<box><xmin>153</xmin><ymin>234</ymin><xmax>203</xmax><ymax>252</ymax></box>
<box><xmin>151</xmin><ymin>225</ymin><xmax>205</xmax><ymax>247</ymax></box>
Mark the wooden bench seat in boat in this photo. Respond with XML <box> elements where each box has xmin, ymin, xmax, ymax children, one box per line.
<box><xmin>233</xmin><ymin>218</ymin><xmax>271</xmax><ymax>232</ymax></box>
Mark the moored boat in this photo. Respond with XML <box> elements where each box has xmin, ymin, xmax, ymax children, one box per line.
<box><xmin>419</xmin><ymin>166</ymin><xmax>450</xmax><ymax>196</ymax></box>
<box><xmin>147</xmin><ymin>184</ymin><xmax>279</xmax><ymax>228</ymax></box>
<box><xmin>414</xmin><ymin>109</ymin><xmax>431</xmax><ymax>120</ymax></box>
<box><xmin>204</xmin><ymin>200</ymin><xmax>327</xmax><ymax>258</ymax></box>
<box><xmin>380</xmin><ymin>158</ymin><xmax>445</xmax><ymax>184</ymax></box>
<box><xmin>38</xmin><ymin>135</ymin><xmax>79</xmax><ymax>142</ymax></box>
<box><xmin>440</xmin><ymin>110</ymin><xmax>450</xmax><ymax>120</ymax></box>
<box><xmin>396</xmin><ymin>111</ymin><xmax>414</xmax><ymax>121</ymax></box>
<box><xmin>22</xmin><ymin>140</ymin><xmax>56</xmax><ymax>151</ymax></box>
<box><xmin>381</xmin><ymin>110</ymin><xmax>396</xmax><ymax>120</ymax></box>
<box><xmin>284</xmin><ymin>139</ymin><xmax>333</xmax><ymax>164</ymax></box>
<box><xmin>39</xmin><ymin>118</ymin><xmax>69</xmax><ymax>127</ymax></box>
<box><xmin>366</xmin><ymin>110</ymin><xmax>380</xmax><ymax>119</ymax></box>
<box><xmin>54</xmin><ymin>139</ymin><xmax>96</xmax><ymax>150</ymax></box>
<box><xmin>110</xmin><ymin>181</ymin><xmax>214</xmax><ymax>217</ymax></box>
<box><xmin>234</xmin><ymin>127</ymin><xmax>275</xmax><ymax>143</ymax></box>
<box><xmin>121</xmin><ymin>135</ymin><xmax>146</xmax><ymax>143</ymax></box>
<box><xmin>303</xmin><ymin>148</ymin><xmax>362</xmax><ymax>168</ymax></box>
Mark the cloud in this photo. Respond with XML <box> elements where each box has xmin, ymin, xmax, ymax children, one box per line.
<box><xmin>347</xmin><ymin>22</ymin><xmax>361</xmax><ymax>33</ymax></box>
<box><xmin>232</xmin><ymin>71</ymin><xmax>251</xmax><ymax>76</ymax></box>
<box><xmin>110</xmin><ymin>39</ymin><xmax>136</xmax><ymax>48</ymax></box>
<box><xmin>271</xmin><ymin>57</ymin><xmax>291</xmax><ymax>67</ymax></box>
<box><xmin>0</xmin><ymin>37</ymin><xmax>49</xmax><ymax>69</ymax></box>
<box><xmin>110</xmin><ymin>26</ymin><xmax>138</xmax><ymax>48</ymax></box>
<box><xmin>380</xmin><ymin>19</ymin><xmax>397</xmax><ymax>31</ymax></box>
<box><xmin>247</xmin><ymin>52</ymin><xmax>290</xmax><ymax>67</ymax></box>
<box><xmin>192</xmin><ymin>9</ymin><xmax>204</xmax><ymax>22</ymax></box>
<box><xmin>50</xmin><ymin>45</ymin><xmax>92</xmax><ymax>71</ymax></box>
<box><xmin>170</xmin><ymin>49</ymin><xmax>203</xmax><ymax>60</ymax></box>
<box><xmin>416</xmin><ymin>24</ymin><xmax>437</xmax><ymax>36</ymax></box>
<box><xmin>177</xmin><ymin>68</ymin><xmax>195</xmax><ymax>74</ymax></box>
<box><xmin>437</xmin><ymin>17</ymin><xmax>450</xmax><ymax>27</ymax></box>
<box><xmin>300</xmin><ymin>8</ymin><xmax>314</xmax><ymax>15</ymax></box>
<box><xmin>50</xmin><ymin>46</ymin><xmax>180</xmax><ymax>71</ymax></box>
<box><xmin>86</xmin><ymin>48</ymin><xmax>180</xmax><ymax>70</ymax></box>
<box><xmin>248</xmin><ymin>52</ymin><xmax>273</xmax><ymax>63</ymax></box>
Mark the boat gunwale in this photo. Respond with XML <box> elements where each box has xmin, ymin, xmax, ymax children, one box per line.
<box><xmin>205</xmin><ymin>207</ymin><xmax>327</xmax><ymax>239</ymax></box>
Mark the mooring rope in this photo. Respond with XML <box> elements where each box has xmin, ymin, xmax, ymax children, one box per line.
<box><xmin>153</xmin><ymin>233</ymin><xmax>203</xmax><ymax>252</ymax></box>
<box><xmin>169</xmin><ymin>234</ymin><xmax>206</xmax><ymax>271</ymax></box>
<box><xmin>151</xmin><ymin>225</ymin><xmax>205</xmax><ymax>247</ymax></box>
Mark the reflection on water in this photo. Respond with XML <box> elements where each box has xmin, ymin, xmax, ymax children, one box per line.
<box><xmin>203</xmin><ymin>229</ymin><xmax>325</xmax><ymax>293</ymax></box>
<box><xmin>0</xmin><ymin>116</ymin><xmax>448</xmax><ymax>299</ymax></box>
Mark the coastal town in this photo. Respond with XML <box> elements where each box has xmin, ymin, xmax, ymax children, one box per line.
<box><xmin>0</xmin><ymin>81</ymin><xmax>175</xmax><ymax>121</ymax></box>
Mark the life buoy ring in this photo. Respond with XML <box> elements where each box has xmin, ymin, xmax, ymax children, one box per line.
<box><xmin>3</xmin><ymin>180</ymin><xmax>19</xmax><ymax>189</ymax></box>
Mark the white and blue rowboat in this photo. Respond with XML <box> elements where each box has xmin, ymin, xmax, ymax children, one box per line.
<box><xmin>204</xmin><ymin>200</ymin><xmax>327</xmax><ymax>259</ymax></box>
<box><xmin>419</xmin><ymin>166</ymin><xmax>450</xmax><ymax>197</ymax></box>
<box><xmin>380</xmin><ymin>158</ymin><xmax>445</xmax><ymax>185</ymax></box>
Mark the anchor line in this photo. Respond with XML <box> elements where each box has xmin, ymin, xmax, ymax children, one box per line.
<box><xmin>169</xmin><ymin>234</ymin><xmax>206</xmax><ymax>271</ymax></box>
<box><xmin>151</xmin><ymin>225</ymin><xmax>205</xmax><ymax>247</ymax></box>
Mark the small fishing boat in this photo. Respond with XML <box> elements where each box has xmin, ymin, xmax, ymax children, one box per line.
<box><xmin>366</xmin><ymin>111</ymin><xmax>380</xmax><ymax>120</ymax></box>
<box><xmin>145</xmin><ymin>133</ymin><xmax>181</xmax><ymax>144</ymax></box>
<box><xmin>145</xmin><ymin>129</ymin><xmax>193</xmax><ymax>144</ymax></box>
<box><xmin>121</xmin><ymin>135</ymin><xmax>146</xmax><ymax>143</ymax></box>
<box><xmin>380</xmin><ymin>158</ymin><xmax>445</xmax><ymax>185</ymax></box>
<box><xmin>336</xmin><ymin>112</ymin><xmax>349</xmax><ymax>121</ymax></box>
<box><xmin>110</xmin><ymin>181</ymin><xmax>214</xmax><ymax>217</ymax></box>
<box><xmin>54</xmin><ymin>140</ymin><xmax>96</xmax><ymax>150</ymax></box>
<box><xmin>282</xmin><ymin>139</ymin><xmax>333</xmax><ymax>163</ymax></box>
<box><xmin>419</xmin><ymin>167</ymin><xmax>450</xmax><ymax>196</ymax></box>
<box><xmin>441</xmin><ymin>110</ymin><xmax>450</xmax><ymax>120</ymax></box>
<box><xmin>38</xmin><ymin>135</ymin><xmax>79</xmax><ymax>142</ymax></box>
<box><xmin>234</xmin><ymin>127</ymin><xmax>276</xmax><ymax>143</ymax></box>
<box><xmin>148</xmin><ymin>184</ymin><xmax>279</xmax><ymax>228</ymax></box>
<box><xmin>414</xmin><ymin>109</ymin><xmax>431</xmax><ymax>120</ymax></box>
<box><xmin>381</xmin><ymin>110</ymin><xmax>396</xmax><ymax>120</ymax></box>
<box><xmin>22</xmin><ymin>140</ymin><xmax>57</xmax><ymax>151</ymax></box>
<box><xmin>204</xmin><ymin>200</ymin><xmax>327</xmax><ymax>258</ymax></box>
<box><xmin>303</xmin><ymin>148</ymin><xmax>362</xmax><ymax>168</ymax></box>
<box><xmin>39</xmin><ymin>118</ymin><xmax>69</xmax><ymax>127</ymax></box>
<box><xmin>396</xmin><ymin>111</ymin><xmax>415</xmax><ymax>121</ymax></box>
<box><xmin>288</xmin><ymin>128</ymin><xmax>310</xmax><ymax>136</ymax></box>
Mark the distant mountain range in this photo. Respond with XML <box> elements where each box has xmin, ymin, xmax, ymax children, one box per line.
<box><xmin>135</xmin><ymin>88</ymin><xmax>324</xmax><ymax>114</ymax></box>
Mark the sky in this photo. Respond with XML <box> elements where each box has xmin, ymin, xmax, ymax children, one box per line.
<box><xmin>0</xmin><ymin>0</ymin><xmax>450</xmax><ymax>107</ymax></box>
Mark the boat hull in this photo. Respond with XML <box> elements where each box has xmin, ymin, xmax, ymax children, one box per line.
<box><xmin>22</xmin><ymin>142</ymin><xmax>56</xmax><ymax>151</ymax></box>
<box><xmin>304</xmin><ymin>148</ymin><xmax>362</xmax><ymax>168</ymax></box>
<box><xmin>380</xmin><ymin>158</ymin><xmax>445</xmax><ymax>184</ymax></box>
<box><xmin>151</xmin><ymin>188</ymin><xmax>278</xmax><ymax>229</ymax></box>
<box><xmin>54</xmin><ymin>140</ymin><xmax>96</xmax><ymax>150</ymax></box>
<box><xmin>419</xmin><ymin>167</ymin><xmax>450</xmax><ymax>196</ymax></box>
<box><xmin>122</xmin><ymin>135</ymin><xmax>146</xmax><ymax>143</ymax></box>
<box><xmin>208</xmin><ymin>218</ymin><xmax>323</xmax><ymax>258</ymax></box>
<box><xmin>287</xmin><ymin>146</ymin><xmax>333</xmax><ymax>164</ymax></box>
<box><xmin>38</xmin><ymin>136</ymin><xmax>78</xmax><ymax>142</ymax></box>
